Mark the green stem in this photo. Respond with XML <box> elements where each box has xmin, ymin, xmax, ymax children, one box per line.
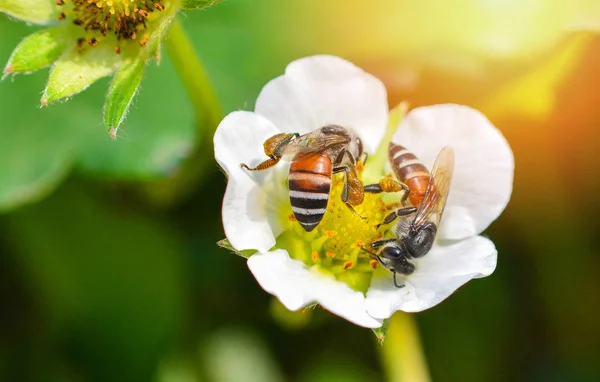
<box><xmin>362</xmin><ymin>102</ymin><xmax>409</xmax><ymax>184</ymax></box>
<box><xmin>167</xmin><ymin>17</ymin><xmax>221</xmax><ymax>129</ymax></box>
<box><xmin>381</xmin><ymin>312</ymin><xmax>431</xmax><ymax>382</ymax></box>
<box><xmin>149</xmin><ymin>16</ymin><xmax>222</xmax><ymax>205</ymax></box>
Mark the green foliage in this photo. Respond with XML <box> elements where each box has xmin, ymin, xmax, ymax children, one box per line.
<box><xmin>182</xmin><ymin>0</ymin><xmax>224</xmax><ymax>10</ymax></box>
<box><xmin>104</xmin><ymin>57</ymin><xmax>145</xmax><ymax>133</ymax></box>
<box><xmin>4</xmin><ymin>26</ymin><xmax>66</xmax><ymax>74</ymax></box>
<box><xmin>217</xmin><ymin>238</ymin><xmax>256</xmax><ymax>259</ymax></box>
<box><xmin>372</xmin><ymin>318</ymin><xmax>390</xmax><ymax>345</ymax></box>
<box><xmin>42</xmin><ymin>44</ymin><xmax>120</xmax><ymax>105</ymax></box>
<box><xmin>4</xmin><ymin>181</ymin><xmax>187</xmax><ymax>381</ymax></box>
<box><xmin>0</xmin><ymin>0</ymin><xmax>59</xmax><ymax>24</ymax></box>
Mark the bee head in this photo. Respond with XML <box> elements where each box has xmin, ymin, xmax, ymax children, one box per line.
<box><xmin>381</xmin><ymin>245</ymin><xmax>415</xmax><ymax>275</ymax></box>
<box><xmin>263</xmin><ymin>133</ymin><xmax>297</xmax><ymax>158</ymax></box>
<box><xmin>406</xmin><ymin>222</ymin><xmax>437</xmax><ymax>258</ymax></box>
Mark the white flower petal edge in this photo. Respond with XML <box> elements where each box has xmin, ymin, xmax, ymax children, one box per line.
<box><xmin>215</xmin><ymin>111</ymin><xmax>285</xmax><ymax>253</ymax></box>
<box><xmin>255</xmin><ymin>55</ymin><xmax>389</xmax><ymax>154</ymax></box>
<box><xmin>393</xmin><ymin>104</ymin><xmax>514</xmax><ymax>240</ymax></box>
<box><xmin>365</xmin><ymin>235</ymin><xmax>497</xmax><ymax>319</ymax></box>
<box><xmin>248</xmin><ymin>249</ymin><xmax>384</xmax><ymax>328</ymax></box>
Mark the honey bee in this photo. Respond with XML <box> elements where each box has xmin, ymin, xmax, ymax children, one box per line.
<box><xmin>241</xmin><ymin>125</ymin><xmax>365</xmax><ymax>232</ymax></box>
<box><xmin>364</xmin><ymin>143</ymin><xmax>454</xmax><ymax>287</ymax></box>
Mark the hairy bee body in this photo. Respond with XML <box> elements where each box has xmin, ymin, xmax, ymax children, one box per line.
<box><xmin>241</xmin><ymin>125</ymin><xmax>365</xmax><ymax>232</ymax></box>
<box><xmin>288</xmin><ymin>152</ymin><xmax>333</xmax><ymax>231</ymax></box>
<box><xmin>367</xmin><ymin>144</ymin><xmax>455</xmax><ymax>287</ymax></box>
<box><xmin>389</xmin><ymin>143</ymin><xmax>431</xmax><ymax>209</ymax></box>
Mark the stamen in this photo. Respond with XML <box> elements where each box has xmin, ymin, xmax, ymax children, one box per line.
<box><xmin>274</xmin><ymin>107</ymin><xmax>410</xmax><ymax>293</ymax></box>
<box><xmin>67</xmin><ymin>0</ymin><xmax>167</xmax><ymax>46</ymax></box>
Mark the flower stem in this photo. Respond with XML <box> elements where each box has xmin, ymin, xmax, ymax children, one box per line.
<box><xmin>381</xmin><ymin>312</ymin><xmax>431</xmax><ymax>382</ymax></box>
<box><xmin>148</xmin><ymin>16</ymin><xmax>222</xmax><ymax>206</ymax></box>
<box><xmin>363</xmin><ymin>102</ymin><xmax>409</xmax><ymax>184</ymax></box>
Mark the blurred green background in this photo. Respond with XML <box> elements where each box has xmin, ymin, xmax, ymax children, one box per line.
<box><xmin>1</xmin><ymin>0</ymin><xmax>600</xmax><ymax>381</ymax></box>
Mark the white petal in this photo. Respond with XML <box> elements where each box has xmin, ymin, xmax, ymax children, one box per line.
<box><xmin>365</xmin><ymin>236</ymin><xmax>497</xmax><ymax>318</ymax></box>
<box><xmin>393</xmin><ymin>104</ymin><xmax>514</xmax><ymax>239</ymax></box>
<box><xmin>248</xmin><ymin>250</ymin><xmax>383</xmax><ymax>328</ymax></box>
<box><xmin>255</xmin><ymin>55</ymin><xmax>389</xmax><ymax>153</ymax></box>
<box><xmin>214</xmin><ymin>111</ymin><xmax>287</xmax><ymax>252</ymax></box>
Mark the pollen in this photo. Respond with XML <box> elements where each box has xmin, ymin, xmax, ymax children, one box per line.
<box><xmin>63</xmin><ymin>0</ymin><xmax>168</xmax><ymax>49</ymax></box>
<box><xmin>355</xmin><ymin>161</ymin><xmax>365</xmax><ymax>172</ymax></box>
<box><xmin>278</xmin><ymin>171</ymin><xmax>396</xmax><ymax>292</ymax></box>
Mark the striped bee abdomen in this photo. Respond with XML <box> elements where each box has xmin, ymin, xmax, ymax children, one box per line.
<box><xmin>389</xmin><ymin>143</ymin><xmax>430</xmax><ymax>208</ymax></box>
<box><xmin>288</xmin><ymin>152</ymin><xmax>332</xmax><ymax>232</ymax></box>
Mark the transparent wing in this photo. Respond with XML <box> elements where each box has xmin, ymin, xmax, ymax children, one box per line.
<box><xmin>412</xmin><ymin>146</ymin><xmax>455</xmax><ymax>228</ymax></box>
<box><xmin>282</xmin><ymin>129</ymin><xmax>351</xmax><ymax>157</ymax></box>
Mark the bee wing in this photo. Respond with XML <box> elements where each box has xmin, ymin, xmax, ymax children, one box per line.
<box><xmin>282</xmin><ymin>130</ymin><xmax>351</xmax><ymax>156</ymax></box>
<box><xmin>412</xmin><ymin>146</ymin><xmax>455</xmax><ymax>228</ymax></box>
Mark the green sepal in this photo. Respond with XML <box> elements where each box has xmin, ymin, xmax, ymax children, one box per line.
<box><xmin>42</xmin><ymin>44</ymin><xmax>121</xmax><ymax>105</ymax></box>
<box><xmin>104</xmin><ymin>57</ymin><xmax>145</xmax><ymax>135</ymax></box>
<box><xmin>181</xmin><ymin>0</ymin><xmax>223</xmax><ymax>10</ymax></box>
<box><xmin>217</xmin><ymin>238</ymin><xmax>257</xmax><ymax>259</ymax></box>
<box><xmin>0</xmin><ymin>0</ymin><xmax>60</xmax><ymax>24</ymax></box>
<box><xmin>372</xmin><ymin>318</ymin><xmax>390</xmax><ymax>345</ymax></box>
<box><xmin>4</xmin><ymin>26</ymin><xmax>66</xmax><ymax>76</ymax></box>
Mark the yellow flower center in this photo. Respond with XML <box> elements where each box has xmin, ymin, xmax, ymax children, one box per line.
<box><xmin>275</xmin><ymin>164</ymin><xmax>396</xmax><ymax>294</ymax></box>
<box><xmin>272</xmin><ymin>105</ymin><xmax>408</xmax><ymax>294</ymax></box>
<box><xmin>57</xmin><ymin>0</ymin><xmax>170</xmax><ymax>52</ymax></box>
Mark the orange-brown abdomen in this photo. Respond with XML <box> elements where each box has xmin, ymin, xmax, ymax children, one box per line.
<box><xmin>389</xmin><ymin>143</ymin><xmax>430</xmax><ymax>208</ymax></box>
<box><xmin>288</xmin><ymin>152</ymin><xmax>333</xmax><ymax>231</ymax></box>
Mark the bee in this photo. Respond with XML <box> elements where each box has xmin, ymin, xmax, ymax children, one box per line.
<box><xmin>241</xmin><ymin>125</ymin><xmax>365</xmax><ymax>232</ymax></box>
<box><xmin>364</xmin><ymin>143</ymin><xmax>454</xmax><ymax>287</ymax></box>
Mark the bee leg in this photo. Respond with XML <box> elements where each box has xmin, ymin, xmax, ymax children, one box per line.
<box><xmin>364</xmin><ymin>178</ymin><xmax>410</xmax><ymax>201</ymax></box>
<box><xmin>240</xmin><ymin>156</ymin><xmax>281</xmax><ymax>171</ymax></box>
<box><xmin>333</xmin><ymin>148</ymin><xmax>365</xmax><ymax>206</ymax></box>
<box><xmin>393</xmin><ymin>272</ymin><xmax>405</xmax><ymax>288</ymax></box>
<box><xmin>360</xmin><ymin>152</ymin><xmax>368</xmax><ymax>165</ymax></box>
<box><xmin>375</xmin><ymin>207</ymin><xmax>417</xmax><ymax>229</ymax></box>
<box><xmin>241</xmin><ymin>132</ymin><xmax>299</xmax><ymax>171</ymax></box>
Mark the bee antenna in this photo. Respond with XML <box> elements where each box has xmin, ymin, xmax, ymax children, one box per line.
<box><xmin>360</xmin><ymin>246</ymin><xmax>376</xmax><ymax>256</ymax></box>
<box><xmin>393</xmin><ymin>273</ymin><xmax>405</xmax><ymax>288</ymax></box>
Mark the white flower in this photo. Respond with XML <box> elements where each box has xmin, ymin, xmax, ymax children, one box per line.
<box><xmin>214</xmin><ymin>55</ymin><xmax>514</xmax><ymax>328</ymax></box>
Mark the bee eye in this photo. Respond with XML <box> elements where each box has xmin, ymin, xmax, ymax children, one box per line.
<box><xmin>356</xmin><ymin>137</ymin><xmax>363</xmax><ymax>157</ymax></box>
<box><xmin>406</xmin><ymin>224</ymin><xmax>436</xmax><ymax>258</ymax></box>
<box><xmin>382</xmin><ymin>246</ymin><xmax>402</xmax><ymax>259</ymax></box>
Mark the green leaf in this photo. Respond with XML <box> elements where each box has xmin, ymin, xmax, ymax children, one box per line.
<box><xmin>217</xmin><ymin>238</ymin><xmax>257</xmax><ymax>259</ymax></box>
<box><xmin>42</xmin><ymin>44</ymin><xmax>121</xmax><ymax>105</ymax></box>
<box><xmin>75</xmin><ymin>55</ymin><xmax>196</xmax><ymax>179</ymax></box>
<box><xmin>0</xmin><ymin>0</ymin><xmax>60</xmax><ymax>24</ymax></box>
<box><xmin>372</xmin><ymin>318</ymin><xmax>390</xmax><ymax>345</ymax></box>
<box><xmin>4</xmin><ymin>26</ymin><xmax>66</xmax><ymax>75</ymax></box>
<box><xmin>182</xmin><ymin>0</ymin><xmax>223</xmax><ymax>10</ymax></box>
<box><xmin>104</xmin><ymin>57</ymin><xmax>145</xmax><ymax>134</ymax></box>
